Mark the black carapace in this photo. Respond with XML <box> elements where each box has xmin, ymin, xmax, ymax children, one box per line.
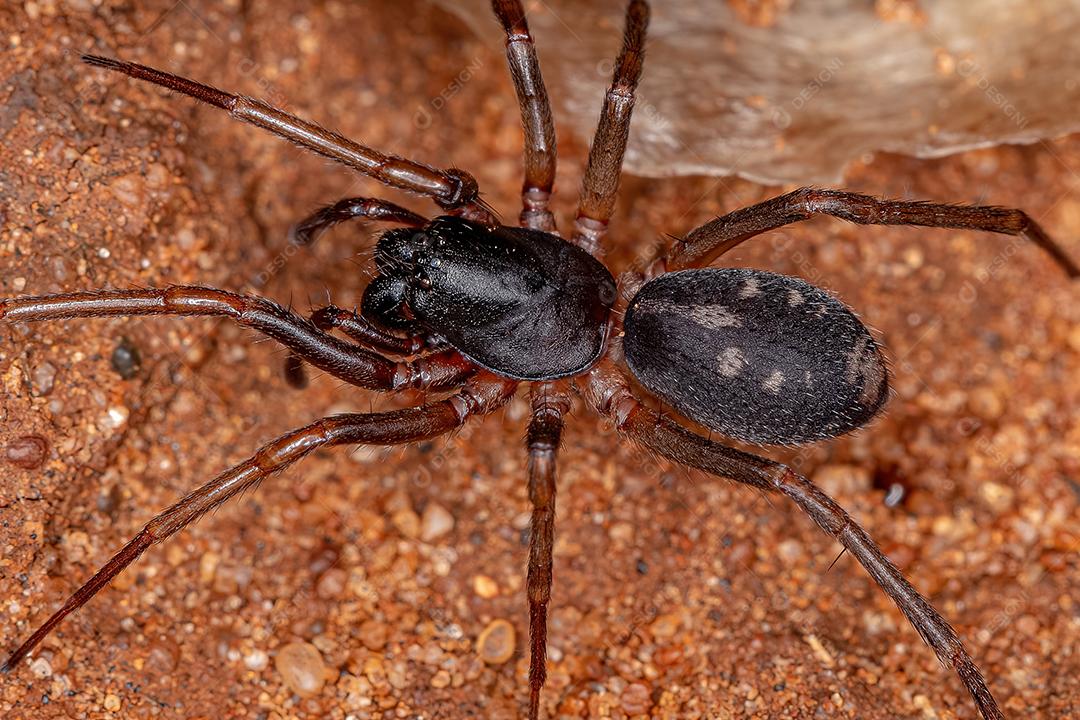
<box><xmin>363</xmin><ymin>216</ymin><xmax>616</xmax><ymax>380</ymax></box>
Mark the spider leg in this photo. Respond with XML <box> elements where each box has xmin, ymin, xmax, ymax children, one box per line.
<box><xmin>0</xmin><ymin>376</ymin><xmax>517</xmax><ymax>673</ymax></box>
<box><xmin>80</xmin><ymin>55</ymin><xmax>497</xmax><ymax>224</ymax></box>
<box><xmin>1</xmin><ymin>287</ymin><xmax>471</xmax><ymax>392</ymax></box>
<box><xmin>665</xmin><ymin>186</ymin><xmax>1079</xmax><ymax>276</ymax></box>
<box><xmin>584</xmin><ymin>361</ymin><xmax>1005</xmax><ymax>720</ymax></box>
<box><xmin>284</xmin><ymin>303</ymin><xmax>448</xmax><ymax>388</ymax></box>
<box><xmin>523</xmin><ymin>384</ymin><xmax>570</xmax><ymax>720</ymax></box>
<box><xmin>282</xmin><ymin>296</ymin><xmax>447</xmax><ymax>387</ymax></box>
<box><xmin>289</xmin><ymin>197</ymin><xmax>426</xmax><ymax>247</ymax></box>
<box><xmin>283</xmin><ymin>197</ymin><xmax>433</xmax><ymax>386</ymax></box>
<box><xmin>306</xmin><ymin>305</ymin><xmax>444</xmax><ymax>356</ymax></box>
<box><xmin>571</xmin><ymin>0</ymin><xmax>649</xmax><ymax>256</ymax></box>
<box><xmin>492</xmin><ymin>1</ymin><xmax>558</xmax><ymax>233</ymax></box>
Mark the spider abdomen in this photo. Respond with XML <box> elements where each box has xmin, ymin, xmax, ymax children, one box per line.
<box><xmin>623</xmin><ymin>268</ymin><xmax>888</xmax><ymax>445</ymax></box>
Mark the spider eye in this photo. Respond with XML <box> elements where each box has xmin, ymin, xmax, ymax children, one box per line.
<box><xmin>375</xmin><ymin>228</ymin><xmax>420</xmax><ymax>274</ymax></box>
<box><xmin>414</xmin><ymin>269</ymin><xmax>432</xmax><ymax>289</ymax></box>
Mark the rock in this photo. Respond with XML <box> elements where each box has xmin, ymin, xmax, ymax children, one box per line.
<box><xmin>969</xmin><ymin>386</ymin><xmax>1004</xmax><ymax>420</ymax></box>
<box><xmin>244</xmin><ymin>649</ymin><xmax>269</xmax><ymax>671</ymax></box>
<box><xmin>420</xmin><ymin>502</ymin><xmax>455</xmax><ymax>542</ymax></box>
<box><xmin>472</xmin><ymin>574</ymin><xmax>499</xmax><ymax>599</ymax></box>
<box><xmin>359</xmin><ymin>619</ymin><xmax>389</xmax><ymax>651</ymax></box>
<box><xmin>392</xmin><ymin>508</ymin><xmax>421</xmax><ymax>540</ymax></box>
<box><xmin>476</xmin><ymin>619</ymin><xmax>515</xmax><ymax>665</ymax></box>
<box><xmin>5</xmin><ymin>435</ymin><xmax>48</xmax><ymax>469</ymax></box>
<box><xmin>31</xmin><ymin>361</ymin><xmax>56</xmax><ymax>396</ymax></box>
<box><xmin>274</xmin><ymin>641</ymin><xmax>328</xmax><ymax>697</ymax></box>
<box><xmin>621</xmin><ymin>682</ymin><xmax>652</xmax><ymax>715</ymax></box>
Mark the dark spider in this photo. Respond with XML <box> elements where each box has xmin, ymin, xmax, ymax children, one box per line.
<box><xmin>1</xmin><ymin>2</ymin><xmax>1077</xmax><ymax>718</ymax></box>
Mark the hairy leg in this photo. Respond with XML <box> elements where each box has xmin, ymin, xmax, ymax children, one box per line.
<box><xmin>584</xmin><ymin>361</ymin><xmax>1004</xmax><ymax>720</ymax></box>
<box><xmin>82</xmin><ymin>56</ymin><xmax>497</xmax><ymax>224</ymax></box>
<box><xmin>290</xmin><ymin>197</ymin><xmax>426</xmax><ymax>247</ymax></box>
<box><xmin>1</xmin><ymin>376</ymin><xmax>517</xmax><ymax>672</ymax></box>
<box><xmin>571</xmin><ymin>0</ymin><xmax>649</xmax><ymax>255</ymax></box>
<box><xmin>666</xmin><ymin>186</ymin><xmax>1079</xmax><ymax>276</ymax></box>
<box><xmin>1</xmin><ymin>287</ymin><xmax>468</xmax><ymax>392</ymax></box>
<box><xmin>523</xmin><ymin>383</ymin><xmax>570</xmax><ymax>720</ymax></box>
<box><xmin>492</xmin><ymin>0</ymin><xmax>558</xmax><ymax>232</ymax></box>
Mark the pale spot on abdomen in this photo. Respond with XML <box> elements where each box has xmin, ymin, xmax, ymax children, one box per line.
<box><xmin>716</xmin><ymin>346</ymin><xmax>746</xmax><ymax>376</ymax></box>
<box><xmin>739</xmin><ymin>277</ymin><xmax>762</xmax><ymax>298</ymax></box>
<box><xmin>763</xmin><ymin>369</ymin><xmax>785</xmax><ymax>394</ymax></box>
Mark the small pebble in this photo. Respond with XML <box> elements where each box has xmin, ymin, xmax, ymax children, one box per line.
<box><xmin>244</xmin><ymin>649</ymin><xmax>269</xmax><ymax>671</ymax></box>
<box><xmin>1016</xmin><ymin>614</ymin><xmax>1040</xmax><ymax>636</ymax></box>
<box><xmin>316</xmin><ymin>567</ymin><xmax>347</xmax><ymax>599</ymax></box>
<box><xmin>969</xmin><ymin>386</ymin><xmax>1004</xmax><ymax>420</ymax></box>
<box><xmin>476</xmin><ymin>619</ymin><xmax>515</xmax><ymax>665</ymax></box>
<box><xmin>777</xmin><ymin>539</ymin><xmax>803</xmax><ymax>562</ymax></box>
<box><xmin>649</xmin><ymin>612</ymin><xmax>682</xmax><ymax>639</ymax></box>
<box><xmin>620</xmin><ymin>683</ymin><xmax>652</xmax><ymax>714</ymax></box>
<box><xmin>275</xmin><ymin>641</ymin><xmax>327</xmax><ymax>697</ymax></box>
<box><xmin>359</xmin><ymin>619</ymin><xmax>389</xmax><ymax>651</ymax></box>
<box><xmin>473</xmin><ymin>574</ymin><xmax>499</xmax><ymax>599</ymax></box>
<box><xmin>420</xmin><ymin>502</ymin><xmax>455</xmax><ymax>542</ymax></box>
<box><xmin>32</xmin><ymin>361</ymin><xmax>57</xmax><ymax>396</ymax></box>
<box><xmin>103</xmin><ymin>694</ymin><xmax>121</xmax><ymax>711</ymax></box>
<box><xmin>110</xmin><ymin>337</ymin><xmax>142</xmax><ymax>379</ymax></box>
<box><xmin>98</xmin><ymin>405</ymin><xmax>130</xmax><ymax>431</ymax></box>
<box><xmin>144</xmin><ymin>643</ymin><xmax>179</xmax><ymax>673</ymax></box>
<box><xmin>980</xmin><ymin>481</ymin><xmax>1014</xmax><ymax>512</ymax></box>
<box><xmin>200</xmin><ymin>551</ymin><xmax>220</xmax><ymax>585</ymax></box>
<box><xmin>29</xmin><ymin>657</ymin><xmax>52</xmax><ymax>678</ymax></box>
<box><xmin>392</xmin><ymin>508</ymin><xmax>421</xmax><ymax>539</ymax></box>
<box><xmin>5</xmin><ymin>435</ymin><xmax>48</xmax><ymax>469</ymax></box>
<box><xmin>430</xmin><ymin>669</ymin><xmax>451</xmax><ymax>688</ymax></box>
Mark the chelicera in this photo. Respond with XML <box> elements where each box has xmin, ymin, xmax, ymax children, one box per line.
<box><xmin>2</xmin><ymin>2</ymin><xmax>1076</xmax><ymax>718</ymax></box>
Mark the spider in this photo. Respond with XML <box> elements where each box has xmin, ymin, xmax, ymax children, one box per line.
<box><xmin>2</xmin><ymin>1</ymin><xmax>1077</xmax><ymax>718</ymax></box>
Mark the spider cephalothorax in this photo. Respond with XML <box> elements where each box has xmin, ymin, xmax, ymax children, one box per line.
<box><xmin>361</xmin><ymin>216</ymin><xmax>616</xmax><ymax>380</ymax></box>
<box><xmin>2</xmin><ymin>2</ymin><xmax>1076</xmax><ymax>719</ymax></box>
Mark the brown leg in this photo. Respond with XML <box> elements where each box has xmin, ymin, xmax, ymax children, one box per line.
<box><xmin>1</xmin><ymin>376</ymin><xmax>517</xmax><ymax>673</ymax></box>
<box><xmin>305</xmin><ymin>306</ymin><xmax>438</xmax><ymax>355</ymax></box>
<box><xmin>81</xmin><ymin>56</ymin><xmax>497</xmax><ymax>224</ymax></box>
<box><xmin>1</xmin><ymin>288</ymin><xmax>470</xmax><ymax>392</ymax></box>
<box><xmin>492</xmin><ymin>1</ymin><xmax>557</xmax><ymax>233</ymax></box>
<box><xmin>284</xmin><ymin>305</ymin><xmax>441</xmax><ymax>388</ymax></box>
<box><xmin>584</xmin><ymin>362</ymin><xmax>1004</xmax><ymax>720</ymax></box>
<box><xmin>283</xmin><ymin>300</ymin><xmax>442</xmax><ymax>388</ymax></box>
<box><xmin>290</xmin><ymin>197</ymin><xmax>426</xmax><ymax>247</ymax></box>
<box><xmin>523</xmin><ymin>383</ymin><xmax>570</xmax><ymax>720</ymax></box>
<box><xmin>283</xmin><ymin>198</ymin><xmax>430</xmax><ymax>386</ymax></box>
<box><xmin>571</xmin><ymin>0</ymin><xmax>650</xmax><ymax>255</ymax></box>
<box><xmin>666</xmin><ymin>186</ymin><xmax>1079</xmax><ymax>276</ymax></box>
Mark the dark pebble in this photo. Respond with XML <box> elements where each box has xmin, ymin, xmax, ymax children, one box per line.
<box><xmin>6</xmin><ymin>435</ymin><xmax>49</xmax><ymax>469</ymax></box>
<box><xmin>111</xmin><ymin>337</ymin><xmax>142</xmax><ymax>379</ymax></box>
